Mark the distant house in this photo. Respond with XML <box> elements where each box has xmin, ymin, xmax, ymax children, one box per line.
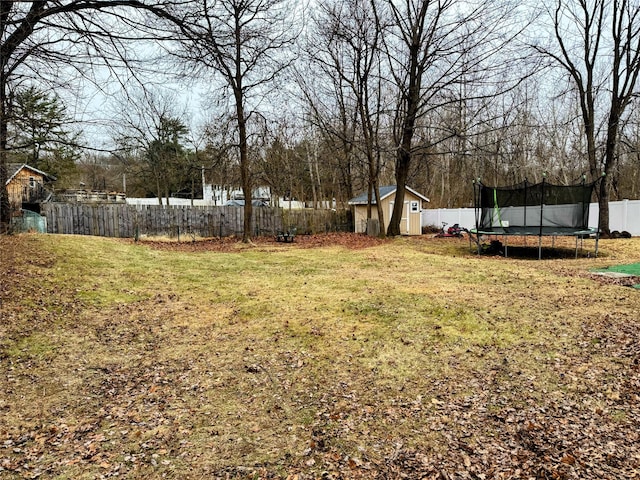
<box><xmin>223</xmin><ymin>199</ymin><xmax>270</xmax><ymax>207</ymax></box>
<box><xmin>6</xmin><ymin>163</ymin><xmax>56</xmax><ymax>213</ymax></box>
<box><xmin>203</xmin><ymin>184</ymin><xmax>272</xmax><ymax>206</ymax></box>
<box><xmin>349</xmin><ymin>185</ymin><xmax>429</xmax><ymax>235</ymax></box>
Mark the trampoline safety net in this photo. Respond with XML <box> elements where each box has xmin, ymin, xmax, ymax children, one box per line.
<box><xmin>474</xmin><ymin>179</ymin><xmax>596</xmax><ymax>234</ymax></box>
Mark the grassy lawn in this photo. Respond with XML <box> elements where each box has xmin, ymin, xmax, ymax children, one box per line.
<box><xmin>1</xmin><ymin>233</ymin><xmax>639</xmax><ymax>479</ymax></box>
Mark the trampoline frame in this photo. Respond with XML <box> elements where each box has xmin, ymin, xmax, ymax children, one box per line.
<box><xmin>469</xmin><ymin>226</ymin><xmax>599</xmax><ymax>259</ymax></box>
<box><xmin>471</xmin><ymin>178</ymin><xmax>600</xmax><ymax>259</ymax></box>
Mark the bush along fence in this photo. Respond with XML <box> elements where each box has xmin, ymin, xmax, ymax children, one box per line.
<box><xmin>41</xmin><ymin>203</ymin><xmax>353</xmax><ymax>239</ymax></box>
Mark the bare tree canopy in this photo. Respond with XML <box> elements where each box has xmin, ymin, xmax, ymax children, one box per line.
<box><xmin>3</xmin><ymin>1</ymin><xmax>640</xmax><ymax>237</ymax></box>
<box><xmin>531</xmin><ymin>0</ymin><xmax>640</xmax><ymax>235</ymax></box>
<box><xmin>0</xmin><ymin>0</ymin><xmax>186</xmax><ymax>228</ymax></box>
<box><xmin>380</xmin><ymin>0</ymin><xmax>522</xmax><ymax>236</ymax></box>
<box><xmin>305</xmin><ymin>0</ymin><xmax>387</xmax><ymax>235</ymax></box>
<box><xmin>164</xmin><ymin>0</ymin><xmax>298</xmax><ymax>242</ymax></box>
<box><xmin>111</xmin><ymin>88</ymin><xmax>194</xmax><ymax>204</ymax></box>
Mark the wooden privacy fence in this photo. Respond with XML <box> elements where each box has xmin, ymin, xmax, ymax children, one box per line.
<box><xmin>41</xmin><ymin>203</ymin><xmax>353</xmax><ymax>238</ymax></box>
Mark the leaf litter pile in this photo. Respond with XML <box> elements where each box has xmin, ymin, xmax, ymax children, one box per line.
<box><xmin>1</xmin><ymin>233</ymin><xmax>639</xmax><ymax>479</ymax></box>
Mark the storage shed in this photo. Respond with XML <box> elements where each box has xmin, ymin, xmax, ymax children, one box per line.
<box><xmin>6</xmin><ymin>163</ymin><xmax>55</xmax><ymax>213</ymax></box>
<box><xmin>349</xmin><ymin>185</ymin><xmax>429</xmax><ymax>235</ymax></box>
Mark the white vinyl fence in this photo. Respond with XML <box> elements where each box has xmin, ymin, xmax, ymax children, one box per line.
<box><xmin>422</xmin><ymin>199</ymin><xmax>640</xmax><ymax>236</ymax></box>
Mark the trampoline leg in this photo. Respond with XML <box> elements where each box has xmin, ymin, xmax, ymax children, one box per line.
<box><xmin>538</xmin><ymin>236</ymin><xmax>542</xmax><ymax>260</ymax></box>
<box><xmin>575</xmin><ymin>236</ymin><xmax>578</xmax><ymax>259</ymax></box>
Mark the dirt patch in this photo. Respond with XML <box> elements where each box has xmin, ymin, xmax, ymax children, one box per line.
<box><xmin>134</xmin><ymin>232</ymin><xmax>390</xmax><ymax>252</ymax></box>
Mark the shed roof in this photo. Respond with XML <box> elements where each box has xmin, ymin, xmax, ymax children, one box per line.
<box><xmin>348</xmin><ymin>185</ymin><xmax>429</xmax><ymax>205</ymax></box>
<box><xmin>6</xmin><ymin>163</ymin><xmax>56</xmax><ymax>184</ymax></box>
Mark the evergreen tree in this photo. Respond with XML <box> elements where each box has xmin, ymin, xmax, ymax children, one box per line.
<box><xmin>9</xmin><ymin>86</ymin><xmax>80</xmax><ymax>185</ymax></box>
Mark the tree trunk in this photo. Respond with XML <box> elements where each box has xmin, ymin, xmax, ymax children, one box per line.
<box><xmin>388</xmin><ymin>150</ymin><xmax>410</xmax><ymax>237</ymax></box>
<box><xmin>599</xmin><ymin>98</ymin><xmax>622</xmax><ymax>236</ymax></box>
<box><xmin>374</xmin><ymin>178</ymin><xmax>385</xmax><ymax>237</ymax></box>
<box><xmin>236</xmin><ymin>93</ymin><xmax>252</xmax><ymax>243</ymax></box>
<box><xmin>156</xmin><ymin>174</ymin><xmax>163</xmax><ymax>206</ymax></box>
<box><xmin>386</xmin><ymin>0</ymin><xmax>426</xmax><ymax>237</ymax></box>
<box><xmin>307</xmin><ymin>143</ymin><xmax>318</xmax><ymax>209</ymax></box>
<box><xmin>389</xmin><ymin>83</ymin><xmax>417</xmax><ymax>236</ymax></box>
<box><xmin>0</xmin><ymin>77</ymin><xmax>10</xmax><ymax>229</ymax></box>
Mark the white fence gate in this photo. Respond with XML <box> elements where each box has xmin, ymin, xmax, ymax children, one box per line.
<box><xmin>422</xmin><ymin>199</ymin><xmax>640</xmax><ymax>236</ymax></box>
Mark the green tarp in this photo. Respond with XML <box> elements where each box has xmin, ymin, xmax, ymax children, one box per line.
<box><xmin>594</xmin><ymin>263</ymin><xmax>640</xmax><ymax>288</ymax></box>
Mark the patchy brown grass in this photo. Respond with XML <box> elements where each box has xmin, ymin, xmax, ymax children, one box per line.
<box><xmin>1</xmin><ymin>233</ymin><xmax>639</xmax><ymax>479</ymax></box>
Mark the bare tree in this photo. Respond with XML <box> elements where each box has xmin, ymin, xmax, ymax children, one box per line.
<box><xmin>381</xmin><ymin>0</ymin><xmax>457</xmax><ymax>235</ymax></box>
<box><xmin>617</xmin><ymin>106</ymin><xmax>640</xmax><ymax>199</ymax></box>
<box><xmin>111</xmin><ymin>89</ymin><xmax>191</xmax><ymax>204</ymax></box>
<box><xmin>0</xmin><ymin>0</ymin><xmax>186</xmax><ymax>230</ymax></box>
<box><xmin>296</xmin><ymin>65</ymin><xmax>361</xmax><ymax>205</ymax></box>
<box><xmin>297</xmin><ymin>7</ymin><xmax>365</xmax><ymax>206</ymax></box>
<box><xmin>199</xmin><ymin>113</ymin><xmax>241</xmax><ymax>202</ymax></box>
<box><xmin>168</xmin><ymin>0</ymin><xmax>296</xmax><ymax>242</ymax></box>
<box><xmin>424</xmin><ymin>41</ymin><xmax>535</xmax><ymax>207</ymax></box>
<box><xmin>305</xmin><ymin>0</ymin><xmax>388</xmax><ymax>235</ymax></box>
<box><xmin>533</xmin><ymin>0</ymin><xmax>640</xmax><ymax>235</ymax></box>
<box><xmin>380</xmin><ymin>0</ymin><xmax>524</xmax><ymax>236</ymax></box>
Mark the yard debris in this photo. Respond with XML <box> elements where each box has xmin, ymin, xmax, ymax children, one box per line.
<box><xmin>138</xmin><ymin>232</ymin><xmax>390</xmax><ymax>252</ymax></box>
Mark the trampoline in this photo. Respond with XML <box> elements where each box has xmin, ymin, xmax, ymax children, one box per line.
<box><xmin>470</xmin><ymin>178</ymin><xmax>600</xmax><ymax>259</ymax></box>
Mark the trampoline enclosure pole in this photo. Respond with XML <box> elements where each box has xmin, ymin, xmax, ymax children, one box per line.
<box><xmin>539</xmin><ymin>177</ymin><xmax>545</xmax><ymax>239</ymax></box>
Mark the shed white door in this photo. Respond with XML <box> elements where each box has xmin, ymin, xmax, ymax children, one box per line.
<box><xmin>389</xmin><ymin>201</ymin><xmax>410</xmax><ymax>235</ymax></box>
